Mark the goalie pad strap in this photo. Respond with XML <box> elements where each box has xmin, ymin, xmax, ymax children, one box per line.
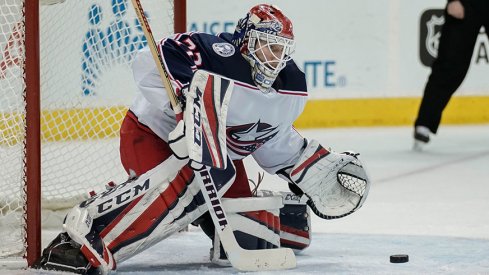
<box><xmin>259</xmin><ymin>190</ymin><xmax>311</xmax><ymax>252</ymax></box>
<box><xmin>278</xmin><ymin>192</ymin><xmax>311</xmax><ymax>251</ymax></box>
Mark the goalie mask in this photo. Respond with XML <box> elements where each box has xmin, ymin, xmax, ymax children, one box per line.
<box><xmin>232</xmin><ymin>4</ymin><xmax>295</xmax><ymax>92</ymax></box>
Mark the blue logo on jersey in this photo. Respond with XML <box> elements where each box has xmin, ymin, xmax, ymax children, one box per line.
<box><xmin>226</xmin><ymin>121</ymin><xmax>278</xmax><ymax>156</ymax></box>
<box><xmin>212</xmin><ymin>43</ymin><xmax>235</xmax><ymax>57</ymax></box>
<box><xmin>81</xmin><ymin>0</ymin><xmax>148</xmax><ymax>96</ymax></box>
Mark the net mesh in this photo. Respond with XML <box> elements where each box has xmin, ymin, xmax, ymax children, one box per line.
<box><xmin>0</xmin><ymin>0</ymin><xmax>175</xmax><ymax>260</ymax></box>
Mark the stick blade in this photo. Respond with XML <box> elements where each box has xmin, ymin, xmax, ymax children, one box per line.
<box><xmin>229</xmin><ymin>248</ymin><xmax>296</xmax><ymax>271</ymax></box>
<box><xmin>220</xmin><ymin>227</ymin><xmax>296</xmax><ymax>271</ymax></box>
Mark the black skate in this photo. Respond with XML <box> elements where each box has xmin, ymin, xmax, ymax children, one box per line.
<box><xmin>413</xmin><ymin>126</ymin><xmax>431</xmax><ymax>151</ymax></box>
<box><xmin>32</xmin><ymin>232</ymin><xmax>99</xmax><ymax>274</ymax></box>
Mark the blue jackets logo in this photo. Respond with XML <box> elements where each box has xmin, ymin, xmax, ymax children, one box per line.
<box><xmin>212</xmin><ymin>42</ymin><xmax>235</xmax><ymax>57</ymax></box>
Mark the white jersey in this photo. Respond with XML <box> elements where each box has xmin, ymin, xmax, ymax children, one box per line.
<box><xmin>130</xmin><ymin>32</ymin><xmax>308</xmax><ymax>174</ymax></box>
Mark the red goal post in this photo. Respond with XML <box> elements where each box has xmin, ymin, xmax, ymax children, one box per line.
<box><xmin>0</xmin><ymin>0</ymin><xmax>185</xmax><ymax>268</ymax></box>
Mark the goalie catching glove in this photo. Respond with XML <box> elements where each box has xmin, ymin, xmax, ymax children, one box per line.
<box><xmin>279</xmin><ymin>139</ymin><xmax>370</xmax><ymax>219</ymax></box>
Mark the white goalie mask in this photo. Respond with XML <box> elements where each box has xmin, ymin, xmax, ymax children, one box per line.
<box><xmin>232</xmin><ymin>4</ymin><xmax>296</xmax><ymax>92</ymax></box>
<box><xmin>244</xmin><ymin>30</ymin><xmax>295</xmax><ymax>92</ymax></box>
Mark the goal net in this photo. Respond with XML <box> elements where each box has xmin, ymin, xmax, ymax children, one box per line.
<box><xmin>0</xmin><ymin>0</ymin><xmax>183</xmax><ymax>267</ymax></box>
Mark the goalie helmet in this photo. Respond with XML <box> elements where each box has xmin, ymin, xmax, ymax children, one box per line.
<box><xmin>232</xmin><ymin>4</ymin><xmax>296</xmax><ymax>92</ymax></box>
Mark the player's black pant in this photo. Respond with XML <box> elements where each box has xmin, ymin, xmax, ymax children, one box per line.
<box><xmin>415</xmin><ymin>0</ymin><xmax>489</xmax><ymax>133</ymax></box>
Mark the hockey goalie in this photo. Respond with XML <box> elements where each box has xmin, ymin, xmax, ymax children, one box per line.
<box><xmin>34</xmin><ymin>4</ymin><xmax>370</xmax><ymax>274</ymax></box>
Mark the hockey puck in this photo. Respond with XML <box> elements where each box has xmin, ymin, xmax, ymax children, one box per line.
<box><xmin>390</xmin><ymin>254</ymin><xmax>409</xmax><ymax>263</ymax></box>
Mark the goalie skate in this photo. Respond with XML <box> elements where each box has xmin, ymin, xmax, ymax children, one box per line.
<box><xmin>32</xmin><ymin>232</ymin><xmax>97</xmax><ymax>275</ymax></box>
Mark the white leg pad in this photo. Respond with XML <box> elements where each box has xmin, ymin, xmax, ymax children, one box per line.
<box><xmin>63</xmin><ymin>156</ymin><xmax>208</xmax><ymax>272</ymax></box>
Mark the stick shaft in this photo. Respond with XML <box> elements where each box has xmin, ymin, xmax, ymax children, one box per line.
<box><xmin>195</xmin><ymin>166</ymin><xmax>296</xmax><ymax>271</ymax></box>
<box><xmin>131</xmin><ymin>0</ymin><xmax>182</xmax><ymax>114</ymax></box>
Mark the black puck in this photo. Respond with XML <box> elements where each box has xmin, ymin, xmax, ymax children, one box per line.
<box><xmin>390</xmin><ymin>254</ymin><xmax>409</xmax><ymax>263</ymax></box>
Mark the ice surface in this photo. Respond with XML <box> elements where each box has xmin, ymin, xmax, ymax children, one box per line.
<box><xmin>6</xmin><ymin>124</ymin><xmax>489</xmax><ymax>274</ymax></box>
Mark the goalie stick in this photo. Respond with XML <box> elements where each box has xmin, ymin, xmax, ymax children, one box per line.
<box><xmin>195</xmin><ymin>166</ymin><xmax>295</xmax><ymax>271</ymax></box>
<box><xmin>130</xmin><ymin>0</ymin><xmax>182</xmax><ymax>116</ymax></box>
<box><xmin>130</xmin><ymin>1</ymin><xmax>296</xmax><ymax>271</ymax></box>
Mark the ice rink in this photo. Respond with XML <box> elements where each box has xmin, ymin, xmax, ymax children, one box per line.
<box><xmin>119</xmin><ymin>124</ymin><xmax>489</xmax><ymax>274</ymax></box>
<box><xmin>8</xmin><ymin>124</ymin><xmax>489</xmax><ymax>274</ymax></box>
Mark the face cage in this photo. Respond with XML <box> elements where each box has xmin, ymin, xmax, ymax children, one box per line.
<box><xmin>246</xmin><ymin>30</ymin><xmax>295</xmax><ymax>92</ymax></box>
